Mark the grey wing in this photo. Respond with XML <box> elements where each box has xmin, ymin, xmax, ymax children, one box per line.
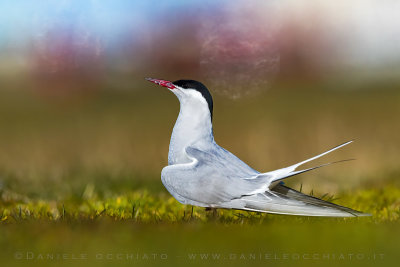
<box><xmin>219</xmin><ymin>183</ymin><xmax>370</xmax><ymax>217</ymax></box>
<box><xmin>161</xmin><ymin>147</ymin><xmax>268</xmax><ymax>206</ymax></box>
<box><xmin>210</xmin><ymin>144</ymin><xmax>260</xmax><ymax>178</ymax></box>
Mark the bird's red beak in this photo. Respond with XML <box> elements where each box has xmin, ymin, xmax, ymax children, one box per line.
<box><xmin>145</xmin><ymin>78</ymin><xmax>176</xmax><ymax>89</ymax></box>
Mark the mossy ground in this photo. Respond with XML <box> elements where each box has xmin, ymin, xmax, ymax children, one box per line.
<box><xmin>1</xmin><ymin>183</ymin><xmax>399</xmax><ymax>224</ymax></box>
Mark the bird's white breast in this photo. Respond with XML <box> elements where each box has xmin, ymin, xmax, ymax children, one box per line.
<box><xmin>168</xmin><ymin>94</ymin><xmax>214</xmax><ymax>165</ymax></box>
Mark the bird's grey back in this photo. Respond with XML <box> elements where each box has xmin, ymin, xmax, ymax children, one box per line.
<box><xmin>209</xmin><ymin>143</ymin><xmax>260</xmax><ymax>178</ymax></box>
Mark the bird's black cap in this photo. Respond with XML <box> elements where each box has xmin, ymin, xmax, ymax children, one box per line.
<box><xmin>173</xmin><ymin>80</ymin><xmax>213</xmax><ymax>120</ymax></box>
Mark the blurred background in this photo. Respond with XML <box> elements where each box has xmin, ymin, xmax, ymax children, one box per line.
<box><xmin>0</xmin><ymin>0</ymin><xmax>399</xmax><ymax>197</ymax></box>
<box><xmin>1</xmin><ymin>1</ymin><xmax>400</xmax><ymax>266</ymax></box>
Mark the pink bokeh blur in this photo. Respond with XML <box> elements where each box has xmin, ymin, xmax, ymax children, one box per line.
<box><xmin>0</xmin><ymin>0</ymin><xmax>399</xmax><ymax>97</ymax></box>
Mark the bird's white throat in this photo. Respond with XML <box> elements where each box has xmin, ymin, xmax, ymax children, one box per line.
<box><xmin>168</xmin><ymin>93</ymin><xmax>214</xmax><ymax>165</ymax></box>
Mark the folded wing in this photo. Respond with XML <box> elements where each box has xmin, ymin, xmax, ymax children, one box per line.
<box><xmin>220</xmin><ymin>183</ymin><xmax>370</xmax><ymax>217</ymax></box>
<box><xmin>161</xmin><ymin>147</ymin><xmax>268</xmax><ymax>205</ymax></box>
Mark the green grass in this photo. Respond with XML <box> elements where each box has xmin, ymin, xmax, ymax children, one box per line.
<box><xmin>1</xmin><ymin>182</ymin><xmax>399</xmax><ymax>224</ymax></box>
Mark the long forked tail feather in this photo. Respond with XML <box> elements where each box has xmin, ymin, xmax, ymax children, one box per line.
<box><xmin>273</xmin><ymin>158</ymin><xmax>355</xmax><ymax>182</ymax></box>
<box><xmin>232</xmin><ymin>140</ymin><xmax>369</xmax><ymax>217</ymax></box>
<box><xmin>263</xmin><ymin>140</ymin><xmax>354</xmax><ymax>184</ymax></box>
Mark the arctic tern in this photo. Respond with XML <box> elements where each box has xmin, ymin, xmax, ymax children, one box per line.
<box><xmin>146</xmin><ymin>78</ymin><xmax>369</xmax><ymax>217</ymax></box>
